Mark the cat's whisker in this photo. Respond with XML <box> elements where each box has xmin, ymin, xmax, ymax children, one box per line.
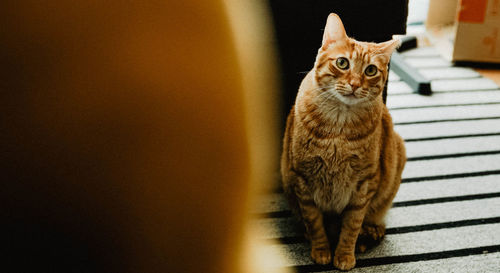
<box><xmin>317</xmin><ymin>88</ymin><xmax>337</xmax><ymax>102</ymax></box>
<box><xmin>297</xmin><ymin>71</ymin><xmax>311</xmax><ymax>74</ymax></box>
<box><xmin>319</xmin><ymin>93</ymin><xmax>341</xmax><ymax>114</ymax></box>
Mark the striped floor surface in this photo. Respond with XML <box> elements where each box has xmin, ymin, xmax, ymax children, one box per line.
<box><xmin>251</xmin><ymin>47</ymin><xmax>500</xmax><ymax>272</ymax></box>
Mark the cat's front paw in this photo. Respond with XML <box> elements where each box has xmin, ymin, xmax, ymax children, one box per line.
<box><xmin>356</xmin><ymin>224</ymin><xmax>385</xmax><ymax>253</ymax></box>
<box><xmin>362</xmin><ymin>224</ymin><xmax>385</xmax><ymax>241</ymax></box>
<box><xmin>311</xmin><ymin>246</ymin><xmax>331</xmax><ymax>265</ymax></box>
<box><xmin>333</xmin><ymin>253</ymin><xmax>356</xmax><ymax>271</ymax></box>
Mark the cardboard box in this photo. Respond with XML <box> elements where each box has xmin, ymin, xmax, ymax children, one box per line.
<box><xmin>426</xmin><ymin>0</ymin><xmax>500</xmax><ymax>63</ymax></box>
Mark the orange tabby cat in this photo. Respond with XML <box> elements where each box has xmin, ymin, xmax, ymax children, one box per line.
<box><xmin>281</xmin><ymin>13</ymin><xmax>406</xmax><ymax>270</ymax></box>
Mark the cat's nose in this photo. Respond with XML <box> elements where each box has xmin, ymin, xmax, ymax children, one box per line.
<box><xmin>349</xmin><ymin>79</ymin><xmax>360</xmax><ymax>91</ymax></box>
<box><xmin>350</xmin><ymin>83</ymin><xmax>360</xmax><ymax>91</ymax></box>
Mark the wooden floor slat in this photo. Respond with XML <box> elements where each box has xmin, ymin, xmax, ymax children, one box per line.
<box><xmin>403</xmin><ymin>154</ymin><xmax>500</xmax><ymax>180</ymax></box>
<box><xmin>387</xmin><ymin>90</ymin><xmax>500</xmax><ymax>109</ymax></box>
<box><xmin>391</xmin><ymin>103</ymin><xmax>500</xmax><ymax>124</ymax></box>
<box><xmin>418</xmin><ymin>67</ymin><xmax>480</xmax><ymax>80</ymax></box>
<box><xmin>395</xmin><ymin>119</ymin><xmax>500</xmax><ymax>140</ymax></box>
<box><xmin>405</xmin><ymin>135</ymin><xmax>500</xmax><ymax>158</ymax></box>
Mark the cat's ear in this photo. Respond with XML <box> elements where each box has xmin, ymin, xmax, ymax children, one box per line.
<box><xmin>377</xmin><ymin>38</ymin><xmax>401</xmax><ymax>57</ymax></box>
<box><xmin>322</xmin><ymin>13</ymin><xmax>348</xmax><ymax>49</ymax></box>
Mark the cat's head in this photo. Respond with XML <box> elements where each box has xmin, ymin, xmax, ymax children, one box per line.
<box><xmin>314</xmin><ymin>13</ymin><xmax>400</xmax><ymax>105</ymax></box>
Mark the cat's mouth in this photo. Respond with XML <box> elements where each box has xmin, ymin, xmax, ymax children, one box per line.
<box><xmin>342</xmin><ymin>93</ymin><xmax>356</xmax><ymax>98</ymax></box>
<box><xmin>341</xmin><ymin>92</ymin><xmax>357</xmax><ymax>98</ymax></box>
<box><xmin>333</xmin><ymin>90</ymin><xmax>364</xmax><ymax>105</ymax></box>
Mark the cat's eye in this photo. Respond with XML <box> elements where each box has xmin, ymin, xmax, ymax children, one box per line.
<box><xmin>336</xmin><ymin>57</ymin><xmax>349</xmax><ymax>70</ymax></box>
<box><xmin>364</xmin><ymin>65</ymin><xmax>378</xmax><ymax>76</ymax></box>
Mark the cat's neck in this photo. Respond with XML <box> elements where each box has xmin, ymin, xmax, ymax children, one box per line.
<box><xmin>295</xmin><ymin>71</ymin><xmax>383</xmax><ymax>140</ymax></box>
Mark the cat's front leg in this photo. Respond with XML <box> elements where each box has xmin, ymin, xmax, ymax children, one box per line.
<box><xmin>334</xmin><ymin>199</ymin><xmax>369</xmax><ymax>270</ymax></box>
<box><xmin>293</xmin><ymin>178</ymin><xmax>331</xmax><ymax>265</ymax></box>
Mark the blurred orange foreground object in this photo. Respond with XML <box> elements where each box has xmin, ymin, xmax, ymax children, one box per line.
<box><xmin>1</xmin><ymin>1</ymin><xmax>284</xmax><ymax>272</ymax></box>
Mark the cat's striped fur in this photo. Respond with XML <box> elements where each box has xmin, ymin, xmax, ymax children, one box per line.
<box><xmin>281</xmin><ymin>14</ymin><xmax>406</xmax><ymax>271</ymax></box>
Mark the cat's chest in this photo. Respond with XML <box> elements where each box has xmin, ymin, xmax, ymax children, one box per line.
<box><xmin>294</xmin><ymin>137</ymin><xmax>372</xmax><ymax>213</ymax></box>
<box><xmin>296</xmin><ymin>137</ymin><xmax>365</xmax><ymax>172</ymax></box>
